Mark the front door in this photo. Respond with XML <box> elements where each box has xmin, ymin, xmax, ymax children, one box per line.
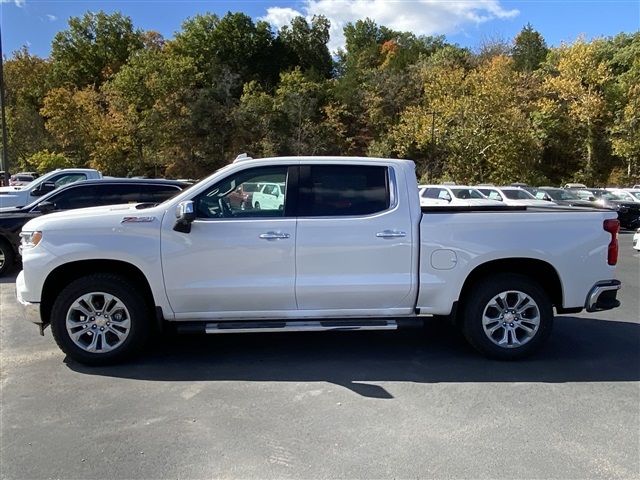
<box><xmin>161</xmin><ymin>166</ymin><xmax>297</xmax><ymax>319</ymax></box>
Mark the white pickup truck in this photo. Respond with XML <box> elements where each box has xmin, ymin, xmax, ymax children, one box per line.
<box><xmin>0</xmin><ymin>168</ymin><xmax>102</xmax><ymax>208</ymax></box>
<box><xmin>16</xmin><ymin>156</ymin><xmax>621</xmax><ymax>365</ymax></box>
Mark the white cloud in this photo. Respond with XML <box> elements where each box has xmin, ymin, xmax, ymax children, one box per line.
<box><xmin>46</xmin><ymin>14</ymin><xmax>57</xmax><ymax>21</ymax></box>
<box><xmin>262</xmin><ymin>0</ymin><xmax>519</xmax><ymax>52</ymax></box>
<box><xmin>0</xmin><ymin>0</ymin><xmax>26</xmax><ymax>7</ymax></box>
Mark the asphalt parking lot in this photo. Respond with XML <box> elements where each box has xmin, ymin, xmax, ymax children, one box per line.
<box><xmin>1</xmin><ymin>233</ymin><xmax>638</xmax><ymax>479</ymax></box>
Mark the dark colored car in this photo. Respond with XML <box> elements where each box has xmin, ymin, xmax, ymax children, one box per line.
<box><xmin>587</xmin><ymin>189</ymin><xmax>640</xmax><ymax>230</ymax></box>
<box><xmin>0</xmin><ymin>178</ymin><xmax>187</xmax><ymax>275</ymax></box>
<box><xmin>534</xmin><ymin>187</ymin><xmax>598</xmax><ymax>207</ymax></box>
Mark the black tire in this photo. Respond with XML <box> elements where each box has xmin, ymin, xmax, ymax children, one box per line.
<box><xmin>50</xmin><ymin>273</ymin><xmax>151</xmax><ymax>365</ymax></box>
<box><xmin>254</xmin><ymin>201</ymin><xmax>261</xmax><ymax>210</ymax></box>
<box><xmin>461</xmin><ymin>273</ymin><xmax>553</xmax><ymax>360</ymax></box>
<box><xmin>0</xmin><ymin>239</ymin><xmax>15</xmax><ymax>277</ymax></box>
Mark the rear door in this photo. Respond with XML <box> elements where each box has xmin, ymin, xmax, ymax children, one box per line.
<box><xmin>295</xmin><ymin>164</ymin><xmax>414</xmax><ymax>312</ymax></box>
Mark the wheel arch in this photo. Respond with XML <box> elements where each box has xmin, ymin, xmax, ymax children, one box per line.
<box><xmin>457</xmin><ymin>258</ymin><xmax>564</xmax><ymax>323</ymax></box>
<box><xmin>40</xmin><ymin>259</ymin><xmax>156</xmax><ymax>326</ymax></box>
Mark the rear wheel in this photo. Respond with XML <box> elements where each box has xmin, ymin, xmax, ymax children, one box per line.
<box><xmin>254</xmin><ymin>201</ymin><xmax>261</xmax><ymax>210</ymax></box>
<box><xmin>50</xmin><ymin>274</ymin><xmax>151</xmax><ymax>365</ymax></box>
<box><xmin>461</xmin><ymin>274</ymin><xmax>553</xmax><ymax>360</ymax></box>
<box><xmin>0</xmin><ymin>239</ymin><xmax>15</xmax><ymax>276</ymax></box>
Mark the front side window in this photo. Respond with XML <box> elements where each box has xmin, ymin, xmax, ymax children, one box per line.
<box><xmin>46</xmin><ymin>185</ymin><xmax>98</xmax><ymax>210</ymax></box>
<box><xmin>299</xmin><ymin>165</ymin><xmax>389</xmax><ymax>216</ymax></box>
<box><xmin>194</xmin><ymin>166</ymin><xmax>289</xmax><ymax>219</ymax></box>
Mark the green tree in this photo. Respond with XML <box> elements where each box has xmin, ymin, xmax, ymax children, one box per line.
<box><xmin>172</xmin><ymin>12</ymin><xmax>279</xmax><ymax>89</ymax></box>
<box><xmin>512</xmin><ymin>24</ymin><xmax>549</xmax><ymax>72</ymax></box>
<box><xmin>279</xmin><ymin>15</ymin><xmax>333</xmax><ymax>78</ymax></box>
<box><xmin>51</xmin><ymin>11</ymin><xmax>144</xmax><ymax>88</ymax></box>
<box><xmin>26</xmin><ymin>150</ymin><xmax>74</xmax><ymax>173</ymax></box>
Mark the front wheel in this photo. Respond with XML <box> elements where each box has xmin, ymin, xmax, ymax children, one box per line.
<box><xmin>50</xmin><ymin>274</ymin><xmax>151</xmax><ymax>365</ymax></box>
<box><xmin>461</xmin><ymin>274</ymin><xmax>553</xmax><ymax>360</ymax></box>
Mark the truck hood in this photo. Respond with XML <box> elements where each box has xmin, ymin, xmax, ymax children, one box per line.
<box><xmin>22</xmin><ymin>203</ymin><xmax>163</xmax><ymax>232</ymax></box>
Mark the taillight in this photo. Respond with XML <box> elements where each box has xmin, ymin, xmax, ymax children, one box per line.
<box><xmin>603</xmin><ymin>219</ymin><xmax>619</xmax><ymax>265</ymax></box>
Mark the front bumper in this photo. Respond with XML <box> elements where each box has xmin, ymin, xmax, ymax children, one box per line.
<box><xmin>16</xmin><ymin>270</ymin><xmax>41</xmax><ymax>325</ymax></box>
<box><xmin>585</xmin><ymin>279</ymin><xmax>621</xmax><ymax>312</ymax></box>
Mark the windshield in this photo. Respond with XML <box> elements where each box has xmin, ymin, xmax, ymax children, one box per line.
<box><xmin>612</xmin><ymin>191</ymin><xmax>634</xmax><ymax>201</ymax></box>
<box><xmin>545</xmin><ymin>189</ymin><xmax>579</xmax><ymax>200</ymax></box>
<box><xmin>631</xmin><ymin>191</ymin><xmax>640</xmax><ymax>200</ymax></box>
<box><xmin>502</xmin><ymin>189</ymin><xmax>535</xmax><ymax>200</ymax></box>
<box><xmin>451</xmin><ymin>188</ymin><xmax>484</xmax><ymax>199</ymax></box>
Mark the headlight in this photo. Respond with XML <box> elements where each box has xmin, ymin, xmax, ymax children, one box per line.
<box><xmin>20</xmin><ymin>231</ymin><xmax>43</xmax><ymax>250</ymax></box>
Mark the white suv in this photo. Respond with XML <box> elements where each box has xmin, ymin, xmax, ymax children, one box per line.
<box><xmin>252</xmin><ymin>182</ymin><xmax>285</xmax><ymax>210</ymax></box>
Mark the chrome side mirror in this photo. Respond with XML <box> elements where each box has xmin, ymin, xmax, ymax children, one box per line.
<box><xmin>174</xmin><ymin>200</ymin><xmax>196</xmax><ymax>233</ymax></box>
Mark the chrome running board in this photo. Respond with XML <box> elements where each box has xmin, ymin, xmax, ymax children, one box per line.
<box><xmin>203</xmin><ymin>319</ymin><xmax>398</xmax><ymax>334</ymax></box>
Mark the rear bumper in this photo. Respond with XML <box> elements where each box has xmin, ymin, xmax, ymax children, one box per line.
<box><xmin>585</xmin><ymin>279</ymin><xmax>621</xmax><ymax>312</ymax></box>
<box><xmin>16</xmin><ymin>270</ymin><xmax>41</xmax><ymax>325</ymax></box>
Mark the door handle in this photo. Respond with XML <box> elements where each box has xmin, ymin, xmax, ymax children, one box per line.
<box><xmin>259</xmin><ymin>232</ymin><xmax>291</xmax><ymax>240</ymax></box>
<box><xmin>376</xmin><ymin>230</ymin><xmax>407</xmax><ymax>239</ymax></box>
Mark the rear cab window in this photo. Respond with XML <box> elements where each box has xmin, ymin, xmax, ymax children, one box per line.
<box><xmin>298</xmin><ymin>165</ymin><xmax>390</xmax><ymax>217</ymax></box>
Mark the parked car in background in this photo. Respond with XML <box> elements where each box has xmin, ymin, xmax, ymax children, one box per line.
<box><xmin>608</xmin><ymin>189</ymin><xmax>640</xmax><ymax>203</ymax></box>
<box><xmin>623</xmin><ymin>189</ymin><xmax>640</xmax><ymax>202</ymax></box>
<box><xmin>251</xmin><ymin>182</ymin><xmax>285</xmax><ymax>210</ymax></box>
<box><xmin>9</xmin><ymin>172</ymin><xmax>39</xmax><ymax>186</ymax></box>
<box><xmin>0</xmin><ymin>178</ymin><xmax>187</xmax><ymax>275</ymax></box>
<box><xmin>564</xmin><ymin>183</ymin><xmax>588</xmax><ymax>189</ymax></box>
<box><xmin>477</xmin><ymin>186</ymin><xmax>552</xmax><ymax>207</ymax></box>
<box><xmin>0</xmin><ymin>168</ymin><xmax>102</xmax><ymax>208</ymax></box>
<box><xmin>586</xmin><ymin>189</ymin><xmax>640</xmax><ymax>230</ymax></box>
<box><xmin>509</xmin><ymin>183</ymin><xmax>537</xmax><ymax>195</ymax></box>
<box><xmin>535</xmin><ymin>187</ymin><xmax>597</xmax><ymax>207</ymax></box>
<box><xmin>420</xmin><ymin>185</ymin><xmax>500</xmax><ymax>206</ymax></box>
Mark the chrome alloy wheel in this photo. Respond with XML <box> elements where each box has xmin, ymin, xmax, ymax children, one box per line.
<box><xmin>0</xmin><ymin>249</ymin><xmax>5</xmax><ymax>270</ymax></box>
<box><xmin>65</xmin><ymin>292</ymin><xmax>131</xmax><ymax>353</ymax></box>
<box><xmin>482</xmin><ymin>290</ymin><xmax>541</xmax><ymax>348</ymax></box>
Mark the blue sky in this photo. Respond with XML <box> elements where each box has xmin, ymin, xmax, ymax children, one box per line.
<box><xmin>1</xmin><ymin>0</ymin><xmax>639</xmax><ymax>58</ymax></box>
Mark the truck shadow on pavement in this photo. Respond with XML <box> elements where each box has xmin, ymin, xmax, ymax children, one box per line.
<box><xmin>66</xmin><ymin>316</ymin><xmax>640</xmax><ymax>398</ymax></box>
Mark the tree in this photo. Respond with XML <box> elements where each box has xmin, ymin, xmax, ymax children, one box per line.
<box><xmin>3</xmin><ymin>48</ymin><xmax>52</xmax><ymax>168</ymax></box>
<box><xmin>172</xmin><ymin>12</ymin><xmax>279</xmax><ymax>89</ymax></box>
<box><xmin>541</xmin><ymin>39</ymin><xmax>613</xmax><ymax>183</ymax></box>
<box><xmin>279</xmin><ymin>15</ymin><xmax>333</xmax><ymax>78</ymax></box>
<box><xmin>40</xmin><ymin>87</ymin><xmax>104</xmax><ymax>166</ymax></box>
<box><xmin>512</xmin><ymin>24</ymin><xmax>549</xmax><ymax>72</ymax></box>
<box><xmin>26</xmin><ymin>150</ymin><xmax>74</xmax><ymax>173</ymax></box>
<box><xmin>51</xmin><ymin>11</ymin><xmax>144</xmax><ymax>88</ymax></box>
<box><xmin>391</xmin><ymin>56</ymin><xmax>543</xmax><ymax>183</ymax></box>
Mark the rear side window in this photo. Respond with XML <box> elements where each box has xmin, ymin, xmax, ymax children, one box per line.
<box><xmin>299</xmin><ymin>165</ymin><xmax>389</xmax><ymax>216</ymax></box>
